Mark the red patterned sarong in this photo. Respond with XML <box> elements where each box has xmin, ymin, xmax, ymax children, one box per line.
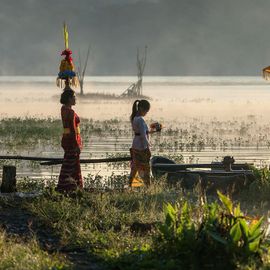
<box><xmin>129</xmin><ymin>148</ymin><xmax>151</xmax><ymax>187</ymax></box>
<box><xmin>56</xmin><ymin>105</ymin><xmax>83</xmax><ymax>192</ymax></box>
<box><xmin>57</xmin><ymin>149</ymin><xmax>82</xmax><ymax>191</ymax></box>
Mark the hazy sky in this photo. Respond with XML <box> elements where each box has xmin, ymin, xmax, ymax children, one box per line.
<box><xmin>0</xmin><ymin>0</ymin><xmax>270</xmax><ymax>76</ymax></box>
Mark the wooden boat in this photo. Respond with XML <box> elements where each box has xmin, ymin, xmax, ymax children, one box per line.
<box><xmin>151</xmin><ymin>156</ymin><xmax>255</xmax><ymax>194</ymax></box>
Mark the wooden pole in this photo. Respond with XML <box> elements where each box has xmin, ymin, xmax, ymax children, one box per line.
<box><xmin>0</xmin><ymin>155</ymin><xmax>62</xmax><ymax>161</ymax></box>
<box><xmin>0</xmin><ymin>155</ymin><xmax>131</xmax><ymax>164</ymax></box>
<box><xmin>1</xmin><ymin>166</ymin><xmax>16</xmax><ymax>193</ymax></box>
<box><xmin>40</xmin><ymin>156</ymin><xmax>131</xmax><ymax>166</ymax></box>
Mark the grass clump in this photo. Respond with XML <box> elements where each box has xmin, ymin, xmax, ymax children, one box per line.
<box><xmin>19</xmin><ymin>179</ymin><xmax>270</xmax><ymax>270</ymax></box>
<box><xmin>0</xmin><ymin>230</ymin><xmax>69</xmax><ymax>270</ymax></box>
<box><xmin>23</xmin><ymin>182</ymin><xmax>179</xmax><ymax>266</ymax></box>
<box><xmin>112</xmin><ymin>191</ymin><xmax>270</xmax><ymax>270</ymax></box>
<box><xmin>3</xmin><ymin>169</ymin><xmax>270</xmax><ymax>269</ymax></box>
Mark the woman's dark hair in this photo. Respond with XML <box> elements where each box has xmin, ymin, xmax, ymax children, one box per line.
<box><xmin>60</xmin><ymin>89</ymin><xmax>75</xmax><ymax>105</ymax></box>
<box><xmin>130</xmin><ymin>99</ymin><xmax>150</xmax><ymax>122</ymax></box>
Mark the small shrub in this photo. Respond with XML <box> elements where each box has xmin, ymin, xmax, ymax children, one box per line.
<box><xmin>150</xmin><ymin>191</ymin><xmax>269</xmax><ymax>269</ymax></box>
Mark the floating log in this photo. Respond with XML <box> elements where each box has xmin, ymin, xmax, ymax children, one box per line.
<box><xmin>0</xmin><ymin>155</ymin><xmax>62</xmax><ymax>161</ymax></box>
<box><xmin>0</xmin><ymin>155</ymin><xmax>131</xmax><ymax>165</ymax></box>
<box><xmin>1</xmin><ymin>165</ymin><xmax>16</xmax><ymax>193</ymax></box>
<box><xmin>40</xmin><ymin>156</ymin><xmax>131</xmax><ymax>166</ymax></box>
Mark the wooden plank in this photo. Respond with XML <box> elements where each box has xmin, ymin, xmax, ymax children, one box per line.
<box><xmin>167</xmin><ymin>170</ymin><xmax>253</xmax><ymax>175</ymax></box>
<box><xmin>0</xmin><ymin>155</ymin><xmax>131</xmax><ymax>165</ymax></box>
<box><xmin>40</xmin><ymin>156</ymin><xmax>131</xmax><ymax>166</ymax></box>
<box><xmin>0</xmin><ymin>155</ymin><xmax>62</xmax><ymax>161</ymax></box>
<box><xmin>152</xmin><ymin>163</ymin><xmax>252</xmax><ymax>172</ymax></box>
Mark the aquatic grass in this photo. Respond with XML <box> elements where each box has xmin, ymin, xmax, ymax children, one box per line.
<box><xmin>1</xmin><ymin>116</ymin><xmax>270</xmax><ymax>174</ymax></box>
<box><xmin>1</xmin><ymin>116</ymin><xmax>270</xmax><ymax>153</ymax></box>
<box><xmin>0</xmin><ymin>117</ymin><xmax>62</xmax><ymax>150</ymax></box>
<box><xmin>0</xmin><ymin>117</ymin><xmax>62</xmax><ymax>139</ymax></box>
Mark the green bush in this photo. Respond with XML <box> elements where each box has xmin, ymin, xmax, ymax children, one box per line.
<box><xmin>111</xmin><ymin>192</ymin><xmax>268</xmax><ymax>269</ymax></box>
<box><xmin>151</xmin><ymin>191</ymin><xmax>268</xmax><ymax>269</ymax></box>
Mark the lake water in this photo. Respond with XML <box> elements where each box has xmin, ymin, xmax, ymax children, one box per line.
<box><xmin>0</xmin><ymin>76</ymin><xmax>270</xmax><ymax>182</ymax></box>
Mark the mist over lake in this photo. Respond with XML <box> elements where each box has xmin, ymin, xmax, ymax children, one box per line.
<box><xmin>1</xmin><ymin>76</ymin><xmax>270</xmax><ymax>181</ymax></box>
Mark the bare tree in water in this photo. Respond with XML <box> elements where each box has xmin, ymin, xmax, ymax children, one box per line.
<box><xmin>77</xmin><ymin>45</ymin><xmax>91</xmax><ymax>95</ymax></box>
<box><xmin>121</xmin><ymin>46</ymin><xmax>147</xmax><ymax>97</ymax></box>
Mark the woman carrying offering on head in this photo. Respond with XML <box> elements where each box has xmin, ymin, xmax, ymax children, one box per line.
<box><xmin>56</xmin><ymin>89</ymin><xmax>83</xmax><ymax>192</ymax></box>
<box><xmin>129</xmin><ymin>99</ymin><xmax>152</xmax><ymax>188</ymax></box>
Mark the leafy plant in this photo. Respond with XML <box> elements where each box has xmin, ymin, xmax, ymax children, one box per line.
<box><xmin>151</xmin><ymin>191</ymin><xmax>268</xmax><ymax>269</ymax></box>
<box><xmin>206</xmin><ymin>191</ymin><xmax>265</xmax><ymax>258</ymax></box>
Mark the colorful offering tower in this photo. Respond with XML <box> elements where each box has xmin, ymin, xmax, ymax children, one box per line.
<box><xmin>262</xmin><ymin>65</ymin><xmax>270</xmax><ymax>80</ymax></box>
<box><xmin>56</xmin><ymin>23</ymin><xmax>78</xmax><ymax>90</ymax></box>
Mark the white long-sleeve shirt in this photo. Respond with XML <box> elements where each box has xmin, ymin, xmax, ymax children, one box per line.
<box><xmin>131</xmin><ymin>116</ymin><xmax>149</xmax><ymax>150</ymax></box>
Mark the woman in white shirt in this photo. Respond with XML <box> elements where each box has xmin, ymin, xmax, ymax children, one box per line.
<box><xmin>129</xmin><ymin>99</ymin><xmax>151</xmax><ymax>187</ymax></box>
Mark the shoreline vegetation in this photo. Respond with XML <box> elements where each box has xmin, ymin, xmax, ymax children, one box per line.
<box><xmin>52</xmin><ymin>92</ymin><xmax>151</xmax><ymax>101</ymax></box>
<box><xmin>1</xmin><ymin>171</ymin><xmax>270</xmax><ymax>269</ymax></box>
<box><xmin>1</xmin><ymin>116</ymin><xmax>270</xmax><ymax>148</ymax></box>
<box><xmin>77</xmin><ymin>92</ymin><xmax>151</xmax><ymax>101</ymax></box>
<box><xmin>1</xmin><ymin>117</ymin><xmax>270</xmax><ymax>268</ymax></box>
<box><xmin>1</xmin><ymin>117</ymin><xmax>270</xmax><ymax>162</ymax></box>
